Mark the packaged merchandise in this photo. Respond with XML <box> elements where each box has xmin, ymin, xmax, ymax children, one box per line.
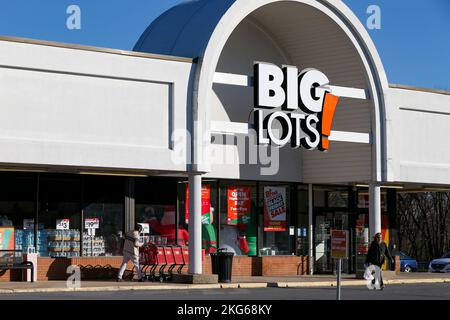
<box><xmin>14</xmin><ymin>228</ymin><xmax>80</xmax><ymax>257</ymax></box>
<box><xmin>47</xmin><ymin>229</ymin><xmax>80</xmax><ymax>258</ymax></box>
<box><xmin>82</xmin><ymin>233</ymin><xmax>105</xmax><ymax>256</ymax></box>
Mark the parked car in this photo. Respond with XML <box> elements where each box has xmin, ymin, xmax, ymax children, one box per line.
<box><xmin>428</xmin><ymin>251</ymin><xmax>450</xmax><ymax>273</ymax></box>
<box><xmin>394</xmin><ymin>251</ymin><xmax>418</xmax><ymax>272</ymax></box>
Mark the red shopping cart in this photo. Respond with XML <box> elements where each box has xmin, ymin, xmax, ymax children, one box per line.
<box><xmin>162</xmin><ymin>246</ymin><xmax>176</xmax><ymax>281</ymax></box>
<box><xmin>139</xmin><ymin>244</ymin><xmax>158</xmax><ymax>281</ymax></box>
<box><xmin>172</xmin><ymin>246</ymin><xmax>185</xmax><ymax>274</ymax></box>
<box><xmin>180</xmin><ymin>247</ymin><xmax>205</xmax><ymax>265</ymax></box>
<box><xmin>182</xmin><ymin>247</ymin><xmax>189</xmax><ymax>273</ymax></box>
<box><xmin>151</xmin><ymin>246</ymin><xmax>167</xmax><ymax>282</ymax></box>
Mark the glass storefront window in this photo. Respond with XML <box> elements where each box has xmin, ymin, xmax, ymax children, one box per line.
<box><xmin>314</xmin><ymin>186</ymin><xmax>348</xmax><ymax>208</ymax></box>
<box><xmin>39</xmin><ymin>174</ymin><xmax>81</xmax><ymax>257</ymax></box>
<box><xmin>0</xmin><ymin>173</ymin><xmax>36</xmax><ymax>254</ymax></box>
<box><xmin>296</xmin><ymin>186</ymin><xmax>309</xmax><ymax>256</ymax></box>
<box><xmin>328</xmin><ymin>191</ymin><xmax>348</xmax><ymax>208</ymax></box>
<box><xmin>219</xmin><ymin>181</ymin><xmax>257</xmax><ymax>256</ymax></box>
<box><xmin>358</xmin><ymin>191</ymin><xmax>388</xmax><ymax>211</ymax></box>
<box><xmin>178</xmin><ymin>181</ymin><xmax>217</xmax><ymax>254</ymax></box>
<box><xmin>177</xmin><ymin>182</ymin><xmax>189</xmax><ymax>247</ymax></box>
<box><xmin>83</xmin><ymin>176</ymin><xmax>124</xmax><ymax>256</ymax></box>
<box><xmin>135</xmin><ymin>177</ymin><xmax>178</xmax><ymax>246</ymax></box>
<box><xmin>260</xmin><ymin>184</ymin><xmax>291</xmax><ymax>256</ymax></box>
<box><xmin>314</xmin><ymin>190</ymin><xmax>326</xmax><ymax>207</ymax></box>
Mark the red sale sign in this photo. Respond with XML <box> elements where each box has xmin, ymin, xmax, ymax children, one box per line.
<box><xmin>185</xmin><ymin>185</ymin><xmax>211</xmax><ymax>224</ymax></box>
<box><xmin>263</xmin><ymin>186</ymin><xmax>287</xmax><ymax>232</ymax></box>
<box><xmin>331</xmin><ymin>230</ymin><xmax>348</xmax><ymax>259</ymax></box>
<box><xmin>227</xmin><ymin>186</ymin><xmax>251</xmax><ymax>226</ymax></box>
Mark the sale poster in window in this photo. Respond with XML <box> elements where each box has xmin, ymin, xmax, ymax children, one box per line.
<box><xmin>0</xmin><ymin>227</ymin><xmax>15</xmax><ymax>250</ymax></box>
<box><xmin>227</xmin><ymin>186</ymin><xmax>251</xmax><ymax>226</ymax></box>
<box><xmin>185</xmin><ymin>185</ymin><xmax>212</xmax><ymax>224</ymax></box>
<box><xmin>263</xmin><ymin>187</ymin><xmax>287</xmax><ymax>232</ymax></box>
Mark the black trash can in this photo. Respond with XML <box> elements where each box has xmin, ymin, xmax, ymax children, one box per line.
<box><xmin>210</xmin><ymin>248</ymin><xmax>234</xmax><ymax>283</ymax></box>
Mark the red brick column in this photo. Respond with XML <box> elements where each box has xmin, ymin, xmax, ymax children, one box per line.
<box><xmin>395</xmin><ymin>256</ymin><xmax>401</xmax><ymax>274</ymax></box>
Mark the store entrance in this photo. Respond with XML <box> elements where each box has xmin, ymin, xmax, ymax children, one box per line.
<box><xmin>314</xmin><ymin>212</ymin><xmax>356</xmax><ymax>274</ymax></box>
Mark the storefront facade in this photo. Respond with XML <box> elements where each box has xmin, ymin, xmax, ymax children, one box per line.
<box><xmin>1</xmin><ymin>0</ymin><xmax>449</xmax><ymax>280</ymax></box>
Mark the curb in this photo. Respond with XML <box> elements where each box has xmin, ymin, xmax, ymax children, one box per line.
<box><xmin>385</xmin><ymin>278</ymin><xmax>450</xmax><ymax>285</ymax></box>
<box><xmin>218</xmin><ymin>283</ymin><xmax>267</xmax><ymax>289</ymax></box>
<box><xmin>0</xmin><ymin>290</ymin><xmax>14</xmax><ymax>294</ymax></box>
<box><xmin>238</xmin><ymin>283</ymin><xmax>268</xmax><ymax>289</ymax></box>
<box><xmin>0</xmin><ymin>278</ymin><xmax>448</xmax><ymax>294</ymax></box>
<box><xmin>2</xmin><ymin>284</ymin><xmax>223</xmax><ymax>294</ymax></box>
<box><xmin>273</xmin><ymin>278</ymin><xmax>450</xmax><ymax>288</ymax></box>
<box><xmin>275</xmin><ymin>281</ymin><xmax>362</xmax><ymax>288</ymax></box>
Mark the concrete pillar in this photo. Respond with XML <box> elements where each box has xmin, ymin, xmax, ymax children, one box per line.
<box><xmin>188</xmin><ymin>173</ymin><xmax>202</xmax><ymax>274</ymax></box>
<box><xmin>308</xmin><ymin>184</ymin><xmax>314</xmax><ymax>275</ymax></box>
<box><xmin>369</xmin><ymin>183</ymin><xmax>382</xmax><ymax>239</ymax></box>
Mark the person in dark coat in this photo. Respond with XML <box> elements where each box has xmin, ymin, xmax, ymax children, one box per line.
<box><xmin>366</xmin><ymin>232</ymin><xmax>394</xmax><ymax>288</ymax></box>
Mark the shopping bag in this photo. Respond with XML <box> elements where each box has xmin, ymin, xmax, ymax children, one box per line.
<box><xmin>363</xmin><ymin>265</ymin><xmax>374</xmax><ymax>281</ymax></box>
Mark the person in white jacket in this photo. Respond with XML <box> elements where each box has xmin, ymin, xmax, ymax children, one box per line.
<box><xmin>117</xmin><ymin>224</ymin><xmax>144</xmax><ymax>282</ymax></box>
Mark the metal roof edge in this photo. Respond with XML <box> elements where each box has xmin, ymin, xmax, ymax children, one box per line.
<box><xmin>0</xmin><ymin>35</ymin><xmax>195</xmax><ymax>64</ymax></box>
<box><xmin>389</xmin><ymin>83</ymin><xmax>450</xmax><ymax>96</ymax></box>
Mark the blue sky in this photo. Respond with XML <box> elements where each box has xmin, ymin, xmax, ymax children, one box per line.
<box><xmin>0</xmin><ymin>0</ymin><xmax>449</xmax><ymax>90</ymax></box>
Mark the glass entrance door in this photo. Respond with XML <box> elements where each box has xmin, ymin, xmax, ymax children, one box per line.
<box><xmin>314</xmin><ymin>215</ymin><xmax>331</xmax><ymax>273</ymax></box>
<box><xmin>314</xmin><ymin>212</ymin><xmax>350</xmax><ymax>274</ymax></box>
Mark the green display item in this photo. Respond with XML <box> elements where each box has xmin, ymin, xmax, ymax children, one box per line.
<box><xmin>244</xmin><ymin>205</ymin><xmax>258</xmax><ymax>256</ymax></box>
<box><xmin>201</xmin><ymin>223</ymin><xmax>217</xmax><ymax>253</ymax></box>
<box><xmin>247</xmin><ymin>236</ymin><xmax>257</xmax><ymax>256</ymax></box>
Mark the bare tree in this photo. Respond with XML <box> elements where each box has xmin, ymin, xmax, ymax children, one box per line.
<box><xmin>397</xmin><ymin>192</ymin><xmax>450</xmax><ymax>261</ymax></box>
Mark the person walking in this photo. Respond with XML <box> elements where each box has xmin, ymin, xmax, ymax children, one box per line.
<box><xmin>366</xmin><ymin>232</ymin><xmax>394</xmax><ymax>289</ymax></box>
<box><xmin>117</xmin><ymin>224</ymin><xmax>144</xmax><ymax>282</ymax></box>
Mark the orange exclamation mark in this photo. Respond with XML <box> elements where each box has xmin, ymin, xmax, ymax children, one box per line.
<box><xmin>319</xmin><ymin>93</ymin><xmax>339</xmax><ymax>151</ymax></box>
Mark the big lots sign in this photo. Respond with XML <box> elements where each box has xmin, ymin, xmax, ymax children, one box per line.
<box><xmin>253</xmin><ymin>62</ymin><xmax>340</xmax><ymax>151</ymax></box>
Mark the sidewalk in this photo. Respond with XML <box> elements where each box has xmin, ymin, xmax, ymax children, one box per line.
<box><xmin>0</xmin><ymin>273</ymin><xmax>449</xmax><ymax>294</ymax></box>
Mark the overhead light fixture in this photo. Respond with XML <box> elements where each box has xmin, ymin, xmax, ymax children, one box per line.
<box><xmin>178</xmin><ymin>179</ymin><xmax>218</xmax><ymax>184</ymax></box>
<box><xmin>79</xmin><ymin>171</ymin><xmax>149</xmax><ymax>177</ymax></box>
<box><xmin>355</xmin><ymin>184</ymin><xmax>403</xmax><ymax>189</ymax></box>
<box><xmin>423</xmin><ymin>187</ymin><xmax>450</xmax><ymax>192</ymax></box>
<box><xmin>381</xmin><ymin>185</ymin><xmax>404</xmax><ymax>189</ymax></box>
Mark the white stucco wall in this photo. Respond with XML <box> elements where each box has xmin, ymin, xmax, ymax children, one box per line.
<box><xmin>385</xmin><ymin>87</ymin><xmax>450</xmax><ymax>185</ymax></box>
<box><xmin>0</xmin><ymin>39</ymin><xmax>193</xmax><ymax>173</ymax></box>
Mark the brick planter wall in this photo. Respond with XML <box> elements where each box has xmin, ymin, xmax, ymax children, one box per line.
<box><xmin>261</xmin><ymin>256</ymin><xmax>308</xmax><ymax>276</ymax></box>
<box><xmin>38</xmin><ymin>258</ymin><xmax>71</xmax><ymax>281</ymax></box>
<box><xmin>201</xmin><ymin>256</ymin><xmax>262</xmax><ymax>276</ymax></box>
<box><xmin>0</xmin><ymin>269</ymin><xmax>21</xmax><ymax>282</ymax></box>
<box><xmin>0</xmin><ymin>255</ymin><xmax>309</xmax><ymax>281</ymax></box>
<box><xmin>203</xmin><ymin>256</ymin><xmax>308</xmax><ymax>277</ymax></box>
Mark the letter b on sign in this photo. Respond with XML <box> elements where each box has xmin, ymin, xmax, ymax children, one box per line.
<box><xmin>254</xmin><ymin>62</ymin><xmax>286</xmax><ymax>109</ymax></box>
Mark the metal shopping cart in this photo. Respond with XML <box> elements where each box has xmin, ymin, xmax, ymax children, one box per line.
<box><xmin>161</xmin><ymin>246</ymin><xmax>175</xmax><ymax>281</ymax></box>
<box><xmin>139</xmin><ymin>244</ymin><xmax>157</xmax><ymax>281</ymax></box>
<box><xmin>181</xmin><ymin>247</ymin><xmax>190</xmax><ymax>273</ymax></box>
<box><xmin>140</xmin><ymin>244</ymin><xmax>190</xmax><ymax>282</ymax></box>
<box><xmin>151</xmin><ymin>246</ymin><xmax>167</xmax><ymax>282</ymax></box>
<box><xmin>172</xmin><ymin>246</ymin><xmax>185</xmax><ymax>274</ymax></box>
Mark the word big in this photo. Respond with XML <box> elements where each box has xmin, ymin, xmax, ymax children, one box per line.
<box><xmin>253</xmin><ymin>62</ymin><xmax>339</xmax><ymax>151</ymax></box>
